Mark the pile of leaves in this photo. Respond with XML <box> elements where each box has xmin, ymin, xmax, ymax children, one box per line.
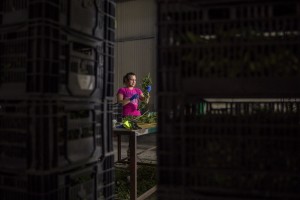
<box><xmin>121</xmin><ymin>112</ymin><xmax>157</xmax><ymax>130</ymax></box>
<box><xmin>135</xmin><ymin>112</ymin><xmax>157</xmax><ymax>123</ymax></box>
<box><xmin>138</xmin><ymin>73</ymin><xmax>152</xmax><ymax>113</ymax></box>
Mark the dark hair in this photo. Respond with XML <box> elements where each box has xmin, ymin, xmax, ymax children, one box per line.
<box><xmin>123</xmin><ymin>72</ymin><xmax>136</xmax><ymax>84</ymax></box>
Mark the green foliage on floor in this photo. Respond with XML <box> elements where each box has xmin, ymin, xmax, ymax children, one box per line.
<box><xmin>115</xmin><ymin>165</ymin><xmax>157</xmax><ymax>200</ymax></box>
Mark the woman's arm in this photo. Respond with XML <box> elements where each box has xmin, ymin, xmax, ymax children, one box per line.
<box><xmin>117</xmin><ymin>93</ymin><xmax>131</xmax><ymax>105</ymax></box>
<box><xmin>139</xmin><ymin>93</ymin><xmax>150</xmax><ymax>104</ymax></box>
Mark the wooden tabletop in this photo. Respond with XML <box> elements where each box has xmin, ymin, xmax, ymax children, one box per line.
<box><xmin>113</xmin><ymin>123</ymin><xmax>157</xmax><ymax>136</ymax></box>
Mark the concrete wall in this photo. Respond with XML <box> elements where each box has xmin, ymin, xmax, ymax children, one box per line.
<box><xmin>114</xmin><ymin>0</ymin><xmax>157</xmax><ymax>110</ymax></box>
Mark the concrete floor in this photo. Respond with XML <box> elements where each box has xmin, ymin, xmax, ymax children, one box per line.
<box><xmin>113</xmin><ymin>133</ymin><xmax>157</xmax><ymax>164</ymax></box>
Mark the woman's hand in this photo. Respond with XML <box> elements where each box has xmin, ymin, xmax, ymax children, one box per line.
<box><xmin>130</xmin><ymin>94</ymin><xmax>139</xmax><ymax>101</ymax></box>
<box><xmin>145</xmin><ymin>85</ymin><xmax>151</xmax><ymax>92</ymax></box>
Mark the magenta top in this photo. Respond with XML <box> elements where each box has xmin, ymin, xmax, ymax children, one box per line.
<box><xmin>117</xmin><ymin>87</ymin><xmax>143</xmax><ymax>116</ymax></box>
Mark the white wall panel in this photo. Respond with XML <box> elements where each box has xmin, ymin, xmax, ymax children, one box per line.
<box><xmin>114</xmin><ymin>38</ymin><xmax>156</xmax><ymax>108</ymax></box>
<box><xmin>114</xmin><ymin>0</ymin><xmax>157</xmax><ymax>110</ymax></box>
<box><xmin>116</xmin><ymin>0</ymin><xmax>156</xmax><ymax>39</ymax></box>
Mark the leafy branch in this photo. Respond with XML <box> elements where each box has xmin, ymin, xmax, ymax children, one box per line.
<box><xmin>138</xmin><ymin>73</ymin><xmax>152</xmax><ymax>113</ymax></box>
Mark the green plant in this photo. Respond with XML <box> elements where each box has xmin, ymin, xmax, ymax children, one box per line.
<box><xmin>115</xmin><ymin>166</ymin><xmax>157</xmax><ymax>200</ymax></box>
<box><xmin>138</xmin><ymin>73</ymin><xmax>152</xmax><ymax>113</ymax></box>
<box><xmin>121</xmin><ymin>112</ymin><xmax>157</xmax><ymax>130</ymax></box>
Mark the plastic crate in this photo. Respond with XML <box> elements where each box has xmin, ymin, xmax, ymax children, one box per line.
<box><xmin>99</xmin><ymin>154</ymin><xmax>115</xmax><ymax>200</ymax></box>
<box><xmin>0</xmin><ymin>0</ymin><xmax>109</xmax><ymax>39</ymax></box>
<box><xmin>0</xmin><ymin>161</ymin><xmax>115</xmax><ymax>200</ymax></box>
<box><xmin>104</xmin><ymin>14</ymin><xmax>115</xmax><ymax>42</ymax></box>
<box><xmin>104</xmin><ymin>0</ymin><xmax>116</xmax><ymax>42</ymax></box>
<box><xmin>0</xmin><ymin>99</ymin><xmax>114</xmax><ymax>171</ymax></box>
<box><xmin>157</xmin><ymin>99</ymin><xmax>300</xmax><ymax>199</ymax></box>
<box><xmin>97</xmin><ymin>98</ymin><xmax>114</xmax><ymax>157</ymax></box>
<box><xmin>103</xmin><ymin>42</ymin><xmax>114</xmax><ymax>98</ymax></box>
<box><xmin>0</xmin><ymin>23</ymin><xmax>110</xmax><ymax>99</ymax></box>
<box><xmin>157</xmin><ymin>0</ymin><xmax>300</xmax><ymax>97</ymax></box>
<box><xmin>112</xmin><ymin>103</ymin><xmax>122</xmax><ymax>122</ymax></box>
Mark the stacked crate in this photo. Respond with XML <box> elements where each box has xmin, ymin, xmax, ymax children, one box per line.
<box><xmin>157</xmin><ymin>0</ymin><xmax>300</xmax><ymax>97</ymax></box>
<box><xmin>157</xmin><ymin>0</ymin><xmax>300</xmax><ymax>199</ymax></box>
<box><xmin>0</xmin><ymin>0</ymin><xmax>115</xmax><ymax>199</ymax></box>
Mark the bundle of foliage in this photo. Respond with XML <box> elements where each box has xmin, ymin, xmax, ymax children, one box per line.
<box><xmin>136</xmin><ymin>112</ymin><xmax>157</xmax><ymax>124</ymax></box>
<box><xmin>121</xmin><ymin>112</ymin><xmax>157</xmax><ymax>130</ymax></box>
<box><xmin>138</xmin><ymin>73</ymin><xmax>152</xmax><ymax>113</ymax></box>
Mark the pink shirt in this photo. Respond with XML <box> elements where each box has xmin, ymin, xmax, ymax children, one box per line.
<box><xmin>117</xmin><ymin>87</ymin><xmax>142</xmax><ymax>116</ymax></box>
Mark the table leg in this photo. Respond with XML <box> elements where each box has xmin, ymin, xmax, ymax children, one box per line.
<box><xmin>129</xmin><ymin>133</ymin><xmax>137</xmax><ymax>200</ymax></box>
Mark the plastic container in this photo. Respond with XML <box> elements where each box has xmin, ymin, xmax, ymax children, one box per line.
<box><xmin>157</xmin><ymin>99</ymin><xmax>300</xmax><ymax>199</ymax></box>
<box><xmin>104</xmin><ymin>0</ymin><xmax>116</xmax><ymax>42</ymax></box>
<box><xmin>0</xmin><ymin>23</ymin><xmax>110</xmax><ymax>100</ymax></box>
<box><xmin>112</xmin><ymin>103</ymin><xmax>123</xmax><ymax>122</ymax></box>
<box><xmin>99</xmin><ymin>98</ymin><xmax>114</xmax><ymax>155</ymax></box>
<box><xmin>103</xmin><ymin>41</ymin><xmax>114</xmax><ymax>98</ymax></box>
<box><xmin>157</xmin><ymin>0</ymin><xmax>300</xmax><ymax>98</ymax></box>
<box><xmin>100</xmin><ymin>154</ymin><xmax>115</xmax><ymax>199</ymax></box>
<box><xmin>0</xmin><ymin>0</ymin><xmax>113</xmax><ymax>39</ymax></box>
<box><xmin>104</xmin><ymin>14</ymin><xmax>115</xmax><ymax>42</ymax></box>
<box><xmin>0</xmin><ymin>99</ymin><xmax>114</xmax><ymax>171</ymax></box>
<box><xmin>0</xmin><ymin>161</ymin><xmax>115</xmax><ymax>200</ymax></box>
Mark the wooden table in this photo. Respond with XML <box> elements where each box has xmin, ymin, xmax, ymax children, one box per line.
<box><xmin>113</xmin><ymin>126</ymin><xmax>157</xmax><ymax>200</ymax></box>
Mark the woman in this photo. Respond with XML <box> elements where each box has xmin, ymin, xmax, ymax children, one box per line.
<box><xmin>117</xmin><ymin>72</ymin><xmax>149</xmax><ymax>117</ymax></box>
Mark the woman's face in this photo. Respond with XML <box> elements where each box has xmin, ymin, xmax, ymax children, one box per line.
<box><xmin>126</xmin><ymin>75</ymin><xmax>136</xmax><ymax>87</ymax></box>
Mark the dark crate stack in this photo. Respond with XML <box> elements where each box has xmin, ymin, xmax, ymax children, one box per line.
<box><xmin>103</xmin><ymin>0</ymin><xmax>115</xmax><ymax>99</ymax></box>
<box><xmin>157</xmin><ymin>0</ymin><xmax>300</xmax><ymax>98</ymax></box>
<box><xmin>0</xmin><ymin>0</ymin><xmax>115</xmax><ymax>199</ymax></box>
<box><xmin>0</xmin><ymin>0</ymin><xmax>116</xmax><ymax>100</ymax></box>
<box><xmin>157</xmin><ymin>0</ymin><xmax>300</xmax><ymax>199</ymax></box>
<box><xmin>0</xmin><ymin>99</ymin><xmax>115</xmax><ymax>171</ymax></box>
<box><xmin>158</xmin><ymin>99</ymin><xmax>300</xmax><ymax>199</ymax></box>
<box><xmin>0</xmin><ymin>155</ymin><xmax>114</xmax><ymax>200</ymax></box>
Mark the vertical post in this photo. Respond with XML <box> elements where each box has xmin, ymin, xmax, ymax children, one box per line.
<box><xmin>117</xmin><ymin>135</ymin><xmax>121</xmax><ymax>161</ymax></box>
<box><xmin>129</xmin><ymin>131</ymin><xmax>137</xmax><ymax>200</ymax></box>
